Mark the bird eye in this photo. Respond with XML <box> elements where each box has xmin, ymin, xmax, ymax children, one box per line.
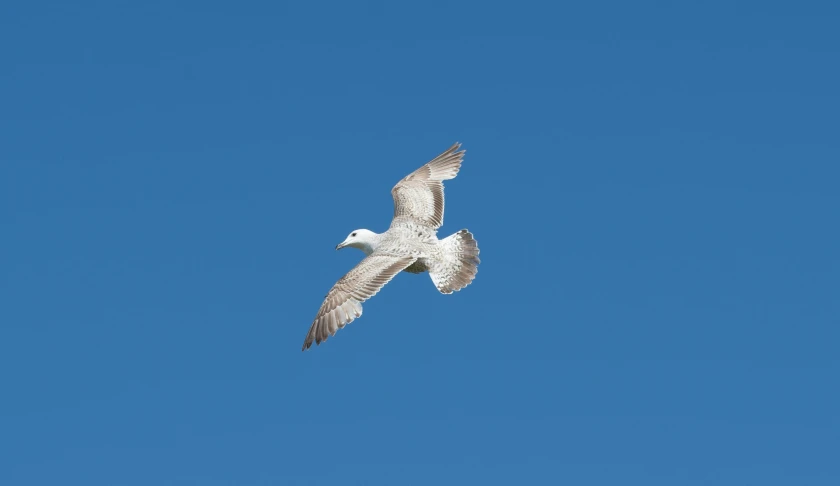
<box><xmin>351</xmin><ymin>232</ymin><xmax>357</xmax><ymax>237</ymax></box>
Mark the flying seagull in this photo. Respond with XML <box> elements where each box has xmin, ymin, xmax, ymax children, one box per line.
<box><xmin>302</xmin><ymin>143</ymin><xmax>480</xmax><ymax>350</ymax></box>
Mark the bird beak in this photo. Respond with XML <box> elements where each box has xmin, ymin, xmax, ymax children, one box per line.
<box><xmin>336</xmin><ymin>241</ymin><xmax>346</xmax><ymax>250</ymax></box>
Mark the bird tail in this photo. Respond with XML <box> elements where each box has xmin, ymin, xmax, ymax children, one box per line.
<box><xmin>430</xmin><ymin>229</ymin><xmax>480</xmax><ymax>294</ymax></box>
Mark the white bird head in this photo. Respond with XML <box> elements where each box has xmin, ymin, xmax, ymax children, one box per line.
<box><xmin>336</xmin><ymin>229</ymin><xmax>379</xmax><ymax>255</ymax></box>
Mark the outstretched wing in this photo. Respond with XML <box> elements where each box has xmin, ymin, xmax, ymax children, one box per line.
<box><xmin>302</xmin><ymin>254</ymin><xmax>416</xmax><ymax>350</ymax></box>
<box><xmin>391</xmin><ymin>143</ymin><xmax>464</xmax><ymax>229</ymax></box>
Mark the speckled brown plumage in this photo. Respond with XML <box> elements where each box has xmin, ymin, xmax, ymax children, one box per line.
<box><xmin>302</xmin><ymin>143</ymin><xmax>480</xmax><ymax>351</ymax></box>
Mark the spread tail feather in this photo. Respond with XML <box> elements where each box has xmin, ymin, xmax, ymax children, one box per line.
<box><xmin>430</xmin><ymin>229</ymin><xmax>480</xmax><ymax>294</ymax></box>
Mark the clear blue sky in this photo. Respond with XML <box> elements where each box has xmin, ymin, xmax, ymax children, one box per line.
<box><xmin>1</xmin><ymin>1</ymin><xmax>838</xmax><ymax>485</ymax></box>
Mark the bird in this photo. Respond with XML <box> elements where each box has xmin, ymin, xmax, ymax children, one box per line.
<box><xmin>301</xmin><ymin>142</ymin><xmax>480</xmax><ymax>350</ymax></box>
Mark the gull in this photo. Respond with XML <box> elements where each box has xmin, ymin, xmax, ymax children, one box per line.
<box><xmin>302</xmin><ymin>143</ymin><xmax>481</xmax><ymax>350</ymax></box>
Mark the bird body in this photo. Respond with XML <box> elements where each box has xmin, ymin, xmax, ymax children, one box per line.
<box><xmin>302</xmin><ymin>143</ymin><xmax>480</xmax><ymax>350</ymax></box>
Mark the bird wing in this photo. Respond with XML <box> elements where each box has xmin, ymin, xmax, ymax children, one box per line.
<box><xmin>302</xmin><ymin>253</ymin><xmax>416</xmax><ymax>350</ymax></box>
<box><xmin>390</xmin><ymin>143</ymin><xmax>464</xmax><ymax>229</ymax></box>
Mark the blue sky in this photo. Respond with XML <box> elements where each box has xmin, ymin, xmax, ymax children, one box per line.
<box><xmin>1</xmin><ymin>1</ymin><xmax>838</xmax><ymax>485</ymax></box>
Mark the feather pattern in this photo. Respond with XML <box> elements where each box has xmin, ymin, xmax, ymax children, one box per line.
<box><xmin>391</xmin><ymin>142</ymin><xmax>464</xmax><ymax>229</ymax></box>
<box><xmin>302</xmin><ymin>143</ymin><xmax>479</xmax><ymax>351</ymax></box>
<box><xmin>302</xmin><ymin>254</ymin><xmax>416</xmax><ymax>350</ymax></box>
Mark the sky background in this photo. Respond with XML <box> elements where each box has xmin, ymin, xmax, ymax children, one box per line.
<box><xmin>1</xmin><ymin>1</ymin><xmax>838</xmax><ymax>485</ymax></box>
